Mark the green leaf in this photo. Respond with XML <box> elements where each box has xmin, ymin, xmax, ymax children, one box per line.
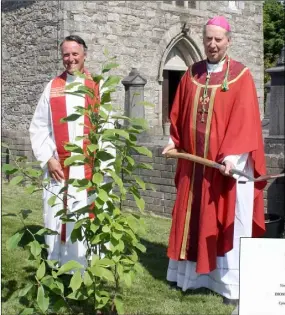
<box><xmin>41</xmin><ymin>275</ymin><xmax>54</xmax><ymax>289</ymax></box>
<box><xmin>134</xmin><ymin>175</ymin><xmax>146</xmax><ymax>190</ymax></box>
<box><xmin>101</xmin><ymin>268</ymin><xmax>115</xmax><ymax>282</ymax></box>
<box><xmin>48</xmin><ymin>195</ymin><xmax>57</xmax><ymax>207</ymax></box>
<box><xmin>102</xmin><ymin>62</ymin><xmax>119</xmax><ymax>73</ymax></box>
<box><xmin>18</xmin><ymin>283</ymin><xmax>33</xmax><ymax>297</ymax></box>
<box><xmin>25</xmin><ymin>185</ymin><xmax>38</xmax><ymax>194</ymax></box>
<box><xmin>65</xmin><ymin>82</ymin><xmax>82</xmax><ymax>90</ymax></box>
<box><xmin>126</xmin><ymin>156</ymin><xmax>135</xmax><ymax>166</ymax></box>
<box><xmin>9</xmin><ymin>175</ymin><xmax>24</xmax><ymax>186</ymax></box>
<box><xmin>124</xmin><ymin>271</ymin><xmax>132</xmax><ymax>287</ymax></box>
<box><xmin>87</xmin><ymin>144</ymin><xmax>98</xmax><ymax>153</ymax></box>
<box><xmin>96</xmin><ymin>150</ymin><xmax>115</xmax><ymax>162</ymax></box>
<box><xmin>70</xmin><ymin>227</ymin><xmax>83</xmax><ymax>243</ymax></box>
<box><xmin>64</xmin><ymin>154</ymin><xmax>86</xmax><ymax>166</ymax></box>
<box><xmin>91</xmin><ymin>254</ymin><xmax>100</xmax><ymax>267</ymax></box>
<box><xmin>18</xmin><ymin>308</ymin><xmax>35</xmax><ymax>315</ymax></box>
<box><xmin>101</xmin><ymin>75</ymin><xmax>121</xmax><ymax>89</ymax></box>
<box><xmin>61</xmin><ymin>113</ymin><xmax>82</xmax><ymax>122</ymax></box>
<box><xmin>69</xmin><ymin>270</ymin><xmax>82</xmax><ymax>292</ymax></box>
<box><xmin>83</xmin><ymin>271</ymin><xmax>93</xmax><ymax>287</ymax></box>
<box><xmin>112</xmin><ymin>129</ymin><xmax>130</xmax><ymax>139</ymax></box>
<box><xmin>66</xmin><ymin>290</ymin><xmax>88</xmax><ymax>300</ymax></box>
<box><xmin>135</xmin><ymin>242</ymin><xmax>146</xmax><ymax>253</ymax></box>
<box><xmin>98</xmin><ymin>258</ymin><xmax>115</xmax><ymax>267</ymax></box>
<box><xmin>6</xmin><ymin>231</ymin><xmax>24</xmax><ymax>250</ymax></box>
<box><xmin>132</xmin><ymin>146</ymin><xmax>152</xmax><ymax>157</ymax></box>
<box><xmin>89</xmin><ymin>265</ymin><xmax>104</xmax><ymax>277</ymax></box>
<box><xmin>133</xmin><ymin>193</ymin><xmax>145</xmax><ymax>211</ymax></box>
<box><xmin>57</xmin><ymin>260</ymin><xmax>84</xmax><ymax>276</ymax></box>
<box><xmin>136</xmin><ymin>162</ymin><xmax>153</xmax><ymax>170</ymax></box>
<box><xmin>2</xmin><ymin>163</ymin><xmax>18</xmax><ymax>175</ymax></box>
<box><xmin>35</xmin><ymin>228</ymin><xmax>58</xmax><ymax>236</ymax></box>
<box><xmin>92</xmin><ymin>173</ymin><xmax>103</xmax><ymax>184</ymax></box>
<box><xmin>36</xmin><ymin>261</ymin><xmax>46</xmax><ymax>280</ymax></box>
<box><xmin>37</xmin><ymin>285</ymin><xmax>49</xmax><ymax>313</ymax></box>
<box><xmin>114</xmin><ymin>296</ymin><xmax>124</xmax><ymax>315</ymax></box>
<box><xmin>52</xmin><ymin>298</ymin><xmax>66</xmax><ymax>312</ymax></box>
<box><xmin>92</xmin><ymin>74</ymin><xmax>104</xmax><ymax>83</ymax></box>
<box><xmin>29</xmin><ymin>240</ymin><xmax>42</xmax><ymax>258</ymax></box>
<box><xmin>64</xmin><ymin>143</ymin><xmax>84</xmax><ymax>154</ymax></box>
<box><xmin>98</xmin><ymin>189</ymin><xmax>109</xmax><ymax>202</ymax></box>
<box><xmin>20</xmin><ymin>209</ymin><xmax>32</xmax><ymax>220</ymax></box>
<box><xmin>102</xmin><ymin>225</ymin><xmax>111</xmax><ymax>233</ymax></box>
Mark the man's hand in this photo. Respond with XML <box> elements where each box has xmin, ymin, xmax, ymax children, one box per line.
<box><xmin>47</xmin><ymin>157</ymin><xmax>65</xmax><ymax>182</ymax></box>
<box><xmin>162</xmin><ymin>143</ymin><xmax>175</xmax><ymax>155</ymax></box>
<box><xmin>219</xmin><ymin>160</ymin><xmax>235</xmax><ymax>177</ymax></box>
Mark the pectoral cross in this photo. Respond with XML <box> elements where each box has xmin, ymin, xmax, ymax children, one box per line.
<box><xmin>199</xmin><ymin>95</ymin><xmax>209</xmax><ymax>123</ymax></box>
<box><xmin>198</xmin><ymin>73</ymin><xmax>211</xmax><ymax>123</ymax></box>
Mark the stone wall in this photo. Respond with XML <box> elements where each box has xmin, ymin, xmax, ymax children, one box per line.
<box><xmin>1</xmin><ymin>0</ymin><xmax>64</xmax><ymax>133</ymax></box>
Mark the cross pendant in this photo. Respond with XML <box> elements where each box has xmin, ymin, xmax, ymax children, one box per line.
<box><xmin>198</xmin><ymin>105</ymin><xmax>208</xmax><ymax>123</ymax></box>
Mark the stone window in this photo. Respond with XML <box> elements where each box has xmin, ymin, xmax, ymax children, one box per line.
<box><xmin>163</xmin><ymin>1</ymin><xmax>197</xmax><ymax>9</ymax></box>
<box><xmin>176</xmin><ymin>0</ymin><xmax>184</xmax><ymax>7</ymax></box>
<box><xmin>228</xmin><ymin>1</ymin><xmax>244</xmax><ymax>10</ymax></box>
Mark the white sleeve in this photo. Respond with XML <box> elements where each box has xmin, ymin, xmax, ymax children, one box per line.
<box><xmin>223</xmin><ymin>153</ymin><xmax>249</xmax><ymax>179</ymax></box>
<box><xmin>168</xmin><ymin>137</ymin><xmax>175</xmax><ymax>145</ymax></box>
<box><xmin>29</xmin><ymin>81</ymin><xmax>57</xmax><ymax>169</ymax></box>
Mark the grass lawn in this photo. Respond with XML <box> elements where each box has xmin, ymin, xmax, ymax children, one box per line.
<box><xmin>2</xmin><ymin>183</ymin><xmax>234</xmax><ymax>315</ymax></box>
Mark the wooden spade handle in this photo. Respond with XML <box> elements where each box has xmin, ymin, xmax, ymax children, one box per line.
<box><xmin>164</xmin><ymin>149</ymin><xmax>224</xmax><ymax>170</ymax></box>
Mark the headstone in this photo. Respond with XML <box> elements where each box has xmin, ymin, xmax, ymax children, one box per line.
<box><xmin>266</xmin><ymin>46</ymin><xmax>285</xmax><ymax>137</ymax></box>
<box><xmin>264</xmin><ymin>46</ymin><xmax>285</xmax><ymax>220</ymax></box>
<box><xmin>122</xmin><ymin>68</ymin><xmax>147</xmax><ymax>119</ymax></box>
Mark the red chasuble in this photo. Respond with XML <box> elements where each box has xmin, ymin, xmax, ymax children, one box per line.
<box><xmin>50</xmin><ymin>70</ymin><xmax>99</xmax><ymax>242</ymax></box>
<box><xmin>168</xmin><ymin>57</ymin><xmax>267</xmax><ymax>273</ymax></box>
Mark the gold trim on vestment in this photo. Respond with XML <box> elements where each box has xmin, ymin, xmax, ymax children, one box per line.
<box><xmin>204</xmin><ymin>88</ymin><xmax>217</xmax><ymax>159</ymax></box>
<box><xmin>190</xmin><ymin>67</ymin><xmax>248</xmax><ymax>88</ymax></box>
<box><xmin>50</xmin><ymin>87</ymin><xmax>66</xmax><ymax>98</ymax></box>
<box><xmin>179</xmin><ymin>86</ymin><xmax>200</xmax><ymax>259</ymax></box>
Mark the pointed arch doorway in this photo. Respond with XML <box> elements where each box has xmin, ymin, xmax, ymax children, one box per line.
<box><xmin>158</xmin><ymin>34</ymin><xmax>203</xmax><ymax>135</ymax></box>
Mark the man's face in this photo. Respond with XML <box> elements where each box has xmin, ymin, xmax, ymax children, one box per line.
<box><xmin>203</xmin><ymin>25</ymin><xmax>230</xmax><ymax>63</ymax></box>
<box><xmin>61</xmin><ymin>41</ymin><xmax>86</xmax><ymax>74</ymax></box>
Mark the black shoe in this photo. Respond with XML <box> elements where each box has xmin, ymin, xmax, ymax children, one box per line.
<box><xmin>168</xmin><ymin>281</ymin><xmax>180</xmax><ymax>290</ymax></box>
<box><xmin>223</xmin><ymin>297</ymin><xmax>239</xmax><ymax>307</ymax></box>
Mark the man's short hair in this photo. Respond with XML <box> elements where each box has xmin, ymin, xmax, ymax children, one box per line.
<box><xmin>60</xmin><ymin>35</ymin><xmax>88</xmax><ymax>51</ymax></box>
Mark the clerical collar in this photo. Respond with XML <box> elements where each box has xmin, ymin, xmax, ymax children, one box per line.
<box><xmin>206</xmin><ymin>59</ymin><xmax>226</xmax><ymax>74</ymax></box>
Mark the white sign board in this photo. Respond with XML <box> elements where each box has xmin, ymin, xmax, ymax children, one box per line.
<box><xmin>240</xmin><ymin>238</ymin><xmax>285</xmax><ymax>315</ymax></box>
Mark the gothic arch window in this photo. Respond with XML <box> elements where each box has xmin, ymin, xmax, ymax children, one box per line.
<box><xmin>158</xmin><ymin>34</ymin><xmax>202</xmax><ymax>128</ymax></box>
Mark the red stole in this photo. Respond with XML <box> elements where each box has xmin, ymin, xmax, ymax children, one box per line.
<box><xmin>50</xmin><ymin>70</ymin><xmax>99</xmax><ymax>242</ymax></box>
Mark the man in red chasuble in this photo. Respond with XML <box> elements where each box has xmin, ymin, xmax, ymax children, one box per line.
<box><xmin>162</xmin><ymin>16</ymin><xmax>267</xmax><ymax>312</ymax></box>
<box><xmin>29</xmin><ymin>35</ymin><xmax>100</xmax><ymax>267</ymax></box>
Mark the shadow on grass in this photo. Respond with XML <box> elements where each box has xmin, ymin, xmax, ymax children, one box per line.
<box><xmin>1</xmin><ymin>279</ymin><xmax>17</xmax><ymax>302</ymax></box>
<box><xmin>138</xmin><ymin>238</ymin><xmax>169</xmax><ymax>283</ymax></box>
<box><xmin>138</xmin><ymin>238</ymin><xmax>220</xmax><ymax>300</ymax></box>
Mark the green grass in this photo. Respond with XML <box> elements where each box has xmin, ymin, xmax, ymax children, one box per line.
<box><xmin>2</xmin><ymin>183</ymin><xmax>234</xmax><ymax>315</ymax></box>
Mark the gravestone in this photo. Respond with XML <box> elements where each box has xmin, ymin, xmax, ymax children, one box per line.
<box><xmin>122</xmin><ymin>68</ymin><xmax>147</xmax><ymax>119</ymax></box>
<box><xmin>264</xmin><ymin>45</ymin><xmax>285</xmax><ymax>221</ymax></box>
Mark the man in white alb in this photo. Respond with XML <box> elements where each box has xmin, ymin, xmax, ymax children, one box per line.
<box><xmin>29</xmin><ymin>35</ymin><xmax>100</xmax><ymax>267</ymax></box>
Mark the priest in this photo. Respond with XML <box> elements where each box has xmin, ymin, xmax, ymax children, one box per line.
<box><xmin>29</xmin><ymin>35</ymin><xmax>100</xmax><ymax>267</ymax></box>
<box><xmin>162</xmin><ymin>16</ymin><xmax>267</xmax><ymax>312</ymax></box>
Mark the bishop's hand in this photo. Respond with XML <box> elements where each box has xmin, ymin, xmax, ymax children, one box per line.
<box><xmin>162</xmin><ymin>143</ymin><xmax>175</xmax><ymax>155</ymax></box>
<box><xmin>219</xmin><ymin>160</ymin><xmax>235</xmax><ymax>177</ymax></box>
